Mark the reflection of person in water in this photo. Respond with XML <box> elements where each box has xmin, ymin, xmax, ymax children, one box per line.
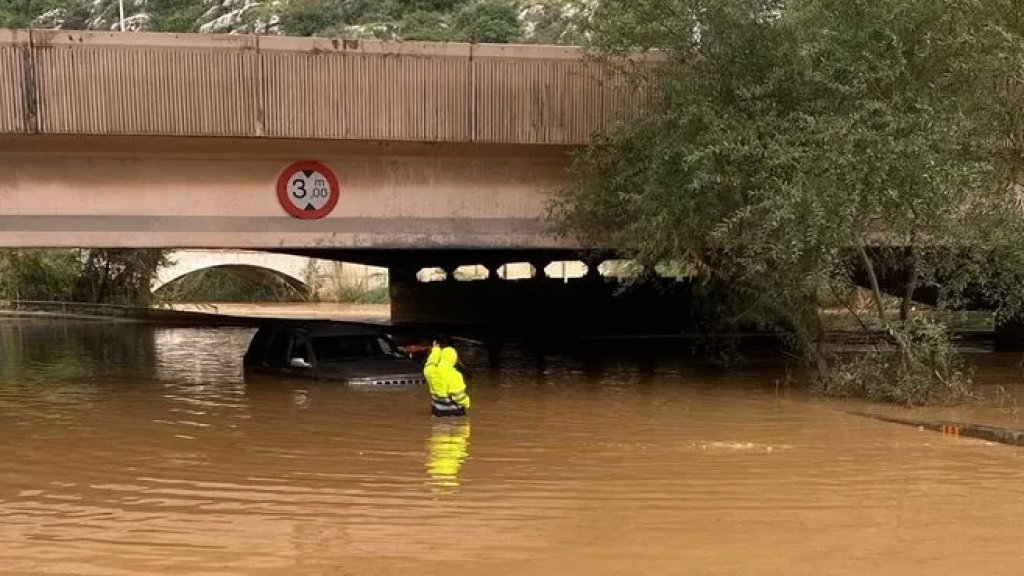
<box><xmin>426</xmin><ymin>421</ymin><xmax>471</xmax><ymax>489</ymax></box>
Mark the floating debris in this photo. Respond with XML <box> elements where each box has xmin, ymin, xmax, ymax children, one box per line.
<box><xmin>693</xmin><ymin>441</ymin><xmax>792</xmax><ymax>452</ymax></box>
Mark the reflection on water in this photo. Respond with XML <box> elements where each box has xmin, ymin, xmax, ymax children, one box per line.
<box><xmin>427</xmin><ymin>421</ymin><xmax>471</xmax><ymax>489</ymax></box>
<box><xmin>3</xmin><ymin>318</ymin><xmax>1024</xmax><ymax>575</ymax></box>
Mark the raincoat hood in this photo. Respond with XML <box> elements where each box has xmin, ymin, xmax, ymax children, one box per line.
<box><xmin>439</xmin><ymin>347</ymin><xmax>458</xmax><ymax>368</ymax></box>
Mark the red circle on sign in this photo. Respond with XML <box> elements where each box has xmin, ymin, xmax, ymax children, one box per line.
<box><xmin>276</xmin><ymin>161</ymin><xmax>340</xmax><ymax>220</ymax></box>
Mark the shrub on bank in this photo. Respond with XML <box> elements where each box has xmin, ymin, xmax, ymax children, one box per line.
<box><xmin>815</xmin><ymin>317</ymin><xmax>974</xmax><ymax>407</ymax></box>
<box><xmin>334</xmin><ymin>284</ymin><xmax>389</xmax><ymax>304</ymax></box>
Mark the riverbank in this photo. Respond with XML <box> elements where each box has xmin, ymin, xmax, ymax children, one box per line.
<box><xmin>0</xmin><ymin>300</ymin><xmax>391</xmax><ymax>326</ymax></box>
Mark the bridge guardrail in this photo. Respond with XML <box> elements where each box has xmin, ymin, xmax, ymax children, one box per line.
<box><xmin>0</xmin><ymin>299</ymin><xmax>257</xmax><ymax>326</ymax></box>
<box><xmin>1</xmin><ymin>299</ymin><xmax>171</xmax><ymax>317</ymax></box>
<box><xmin>0</xmin><ymin>29</ymin><xmax>652</xmax><ymax>145</ymax></box>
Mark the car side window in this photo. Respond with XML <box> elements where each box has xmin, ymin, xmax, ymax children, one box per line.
<box><xmin>377</xmin><ymin>337</ymin><xmax>396</xmax><ymax>356</ymax></box>
<box><xmin>266</xmin><ymin>331</ymin><xmax>290</xmax><ymax>367</ymax></box>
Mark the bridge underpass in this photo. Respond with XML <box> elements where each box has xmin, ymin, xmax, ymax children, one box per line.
<box><xmin>0</xmin><ymin>30</ymin><xmax>695</xmax><ymax>334</ymax></box>
<box><xmin>1</xmin><ymin>30</ymin><xmax>1011</xmax><ymax>340</ymax></box>
<box><xmin>152</xmin><ymin>246</ymin><xmax>691</xmax><ymax>334</ymax></box>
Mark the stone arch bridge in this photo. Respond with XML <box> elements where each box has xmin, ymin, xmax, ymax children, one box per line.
<box><xmin>153</xmin><ymin>250</ymin><xmax>387</xmax><ymax>298</ymax></box>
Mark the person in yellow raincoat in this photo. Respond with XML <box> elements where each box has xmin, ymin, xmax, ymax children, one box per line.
<box><xmin>428</xmin><ymin>337</ymin><xmax>471</xmax><ymax>417</ymax></box>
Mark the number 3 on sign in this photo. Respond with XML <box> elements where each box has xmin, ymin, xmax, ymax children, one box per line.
<box><xmin>276</xmin><ymin>161</ymin><xmax>340</xmax><ymax>220</ymax></box>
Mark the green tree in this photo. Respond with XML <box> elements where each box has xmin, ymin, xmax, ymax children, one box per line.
<box><xmin>72</xmin><ymin>249</ymin><xmax>170</xmax><ymax>306</ymax></box>
<box><xmin>278</xmin><ymin>0</ymin><xmax>347</xmax><ymax>36</ymax></box>
<box><xmin>0</xmin><ymin>250</ymin><xmax>79</xmax><ymax>301</ymax></box>
<box><xmin>453</xmin><ymin>0</ymin><xmax>521</xmax><ymax>43</ymax></box>
<box><xmin>399</xmin><ymin>10</ymin><xmax>452</xmax><ymax>41</ymax></box>
<box><xmin>147</xmin><ymin>0</ymin><xmax>208</xmax><ymax>32</ymax></box>
<box><xmin>552</xmin><ymin>0</ymin><xmax>1024</xmax><ymax>404</ymax></box>
<box><xmin>397</xmin><ymin>0</ymin><xmax>463</xmax><ymax>12</ymax></box>
<box><xmin>0</xmin><ymin>0</ymin><xmax>31</xmax><ymax>27</ymax></box>
<box><xmin>343</xmin><ymin>0</ymin><xmax>401</xmax><ymax>25</ymax></box>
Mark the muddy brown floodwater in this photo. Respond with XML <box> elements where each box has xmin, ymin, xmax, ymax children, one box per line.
<box><xmin>2</xmin><ymin>318</ymin><xmax>1024</xmax><ymax>575</ymax></box>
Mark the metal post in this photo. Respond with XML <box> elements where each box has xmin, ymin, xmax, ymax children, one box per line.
<box><xmin>118</xmin><ymin>0</ymin><xmax>126</xmax><ymax>31</ymax></box>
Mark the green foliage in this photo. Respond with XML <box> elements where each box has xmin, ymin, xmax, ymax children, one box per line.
<box><xmin>553</xmin><ymin>0</ymin><xmax>1024</xmax><ymax>403</ymax></box>
<box><xmin>0</xmin><ymin>0</ymin><xmax>32</xmax><ymax>27</ymax></box>
<box><xmin>817</xmin><ymin>317</ymin><xmax>973</xmax><ymax>407</ymax></box>
<box><xmin>278</xmin><ymin>0</ymin><xmax>346</xmax><ymax>36</ymax></box>
<box><xmin>27</xmin><ymin>0</ymin><xmax>106</xmax><ymax>29</ymax></box>
<box><xmin>399</xmin><ymin>10</ymin><xmax>452</xmax><ymax>41</ymax></box>
<box><xmin>147</xmin><ymin>0</ymin><xmax>208</xmax><ymax>32</ymax></box>
<box><xmin>73</xmin><ymin>249</ymin><xmax>170</xmax><ymax>306</ymax></box>
<box><xmin>271</xmin><ymin>0</ymin><xmax>525</xmax><ymax>40</ymax></box>
<box><xmin>0</xmin><ymin>0</ymin><xmax>583</xmax><ymax>45</ymax></box>
<box><xmin>453</xmin><ymin>0</ymin><xmax>521</xmax><ymax>43</ymax></box>
<box><xmin>0</xmin><ymin>249</ymin><xmax>168</xmax><ymax>306</ymax></box>
<box><xmin>53</xmin><ymin>0</ymin><xmax>92</xmax><ymax>29</ymax></box>
<box><xmin>334</xmin><ymin>282</ymin><xmax>389</xmax><ymax>304</ymax></box>
<box><xmin>0</xmin><ymin>250</ymin><xmax>79</xmax><ymax>301</ymax></box>
<box><xmin>398</xmin><ymin>0</ymin><xmax>464</xmax><ymax>13</ymax></box>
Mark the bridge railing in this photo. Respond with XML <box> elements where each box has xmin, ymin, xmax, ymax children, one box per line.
<box><xmin>1</xmin><ymin>298</ymin><xmax>174</xmax><ymax>317</ymax></box>
<box><xmin>0</xmin><ymin>29</ymin><xmax>651</xmax><ymax>145</ymax></box>
<box><xmin>0</xmin><ymin>299</ymin><xmax>259</xmax><ymax>325</ymax></box>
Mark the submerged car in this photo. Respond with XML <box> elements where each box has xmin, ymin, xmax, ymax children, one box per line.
<box><xmin>243</xmin><ymin>321</ymin><xmax>425</xmax><ymax>386</ymax></box>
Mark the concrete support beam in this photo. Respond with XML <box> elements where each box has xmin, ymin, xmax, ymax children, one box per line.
<box><xmin>0</xmin><ymin>136</ymin><xmax>575</xmax><ymax>250</ymax></box>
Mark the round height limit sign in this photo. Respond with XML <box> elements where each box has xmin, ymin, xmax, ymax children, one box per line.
<box><xmin>276</xmin><ymin>161</ymin><xmax>340</xmax><ymax>219</ymax></box>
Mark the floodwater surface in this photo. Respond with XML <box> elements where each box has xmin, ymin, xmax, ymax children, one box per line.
<box><xmin>2</xmin><ymin>318</ymin><xmax>1024</xmax><ymax>575</ymax></box>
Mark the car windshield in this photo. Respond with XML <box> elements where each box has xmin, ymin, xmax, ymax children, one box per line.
<box><xmin>311</xmin><ymin>335</ymin><xmax>396</xmax><ymax>362</ymax></box>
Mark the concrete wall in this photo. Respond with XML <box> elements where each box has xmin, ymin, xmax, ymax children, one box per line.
<box><xmin>0</xmin><ymin>135</ymin><xmax>572</xmax><ymax>249</ymax></box>
<box><xmin>0</xmin><ymin>30</ymin><xmax>655</xmax><ymax>251</ymax></box>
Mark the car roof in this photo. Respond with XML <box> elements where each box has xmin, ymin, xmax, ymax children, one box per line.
<box><xmin>257</xmin><ymin>321</ymin><xmax>385</xmax><ymax>338</ymax></box>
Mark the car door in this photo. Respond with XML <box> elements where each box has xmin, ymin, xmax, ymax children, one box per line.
<box><xmin>264</xmin><ymin>329</ymin><xmax>291</xmax><ymax>371</ymax></box>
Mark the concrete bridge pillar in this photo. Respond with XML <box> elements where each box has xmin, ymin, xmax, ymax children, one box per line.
<box><xmin>529</xmin><ymin>260</ymin><xmax>548</xmax><ymax>282</ymax></box>
<box><xmin>583</xmin><ymin>257</ymin><xmax>604</xmax><ymax>284</ymax></box>
<box><xmin>485</xmin><ymin>262</ymin><xmax>502</xmax><ymax>283</ymax></box>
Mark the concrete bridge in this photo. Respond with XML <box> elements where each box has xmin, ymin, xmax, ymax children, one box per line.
<box><xmin>0</xmin><ymin>29</ymin><xmax>678</xmax><ymax>331</ymax></box>
<box><xmin>0</xmin><ymin>29</ymin><xmax>649</xmax><ymax>252</ymax></box>
<box><xmin>1</xmin><ymin>30</ymin><xmax>1000</xmax><ymax>336</ymax></box>
<box><xmin>154</xmin><ymin>249</ymin><xmax>388</xmax><ymax>298</ymax></box>
<box><xmin>154</xmin><ymin>249</ymin><xmax>597</xmax><ymax>299</ymax></box>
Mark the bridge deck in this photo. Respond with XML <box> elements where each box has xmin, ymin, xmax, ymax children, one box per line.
<box><xmin>0</xmin><ymin>29</ymin><xmax>648</xmax><ymax>145</ymax></box>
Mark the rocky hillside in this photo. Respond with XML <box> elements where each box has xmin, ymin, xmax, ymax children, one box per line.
<box><xmin>1</xmin><ymin>0</ymin><xmax>590</xmax><ymax>44</ymax></box>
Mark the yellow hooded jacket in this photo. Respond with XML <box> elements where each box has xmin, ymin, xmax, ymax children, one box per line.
<box><xmin>423</xmin><ymin>345</ymin><xmax>444</xmax><ymax>398</ymax></box>
<box><xmin>438</xmin><ymin>346</ymin><xmax>471</xmax><ymax>409</ymax></box>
